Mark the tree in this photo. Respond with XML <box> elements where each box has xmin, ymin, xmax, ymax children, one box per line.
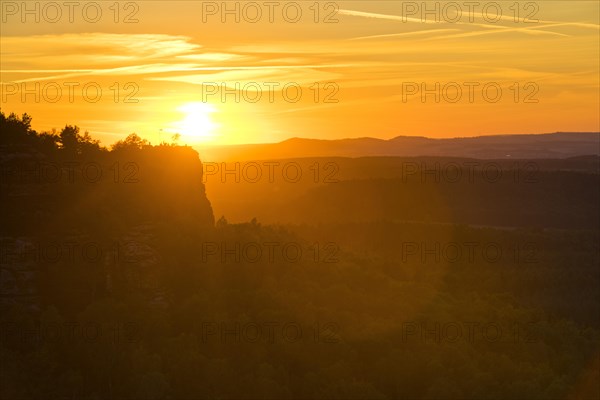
<box><xmin>216</xmin><ymin>216</ymin><xmax>228</xmax><ymax>228</ymax></box>
<box><xmin>0</xmin><ymin>111</ymin><xmax>35</xmax><ymax>146</ymax></box>
<box><xmin>111</xmin><ymin>133</ymin><xmax>150</xmax><ymax>151</ymax></box>
<box><xmin>59</xmin><ymin>125</ymin><xmax>80</xmax><ymax>155</ymax></box>
<box><xmin>58</xmin><ymin>125</ymin><xmax>103</xmax><ymax>156</ymax></box>
<box><xmin>77</xmin><ymin>131</ymin><xmax>102</xmax><ymax>155</ymax></box>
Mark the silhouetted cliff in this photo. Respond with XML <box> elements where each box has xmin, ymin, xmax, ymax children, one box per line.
<box><xmin>1</xmin><ymin>113</ymin><xmax>214</xmax><ymax>312</ymax></box>
<box><xmin>1</xmin><ymin>144</ymin><xmax>214</xmax><ymax>235</ymax></box>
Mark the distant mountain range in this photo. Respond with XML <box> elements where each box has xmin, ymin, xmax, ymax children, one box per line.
<box><xmin>198</xmin><ymin>132</ymin><xmax>600</xmax><ymax>161</ymax></box>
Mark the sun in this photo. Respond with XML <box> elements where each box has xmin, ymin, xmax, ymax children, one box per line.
<box><xmin>171</xmin><ymin>102</ymin><xmax>219</xmax><ymax>142</ymax></box>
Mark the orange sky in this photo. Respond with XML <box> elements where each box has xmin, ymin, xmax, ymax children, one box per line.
<box><xmin>1</xmin><ymin>1</ymin><xmax>599</xmax><ymax>146</ymax></box>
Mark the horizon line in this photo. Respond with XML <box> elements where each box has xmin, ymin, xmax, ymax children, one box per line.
<box><xmin>195</xmin><ymin>131</ymin><xmax>600</xmax><ymax>148</ymax></box>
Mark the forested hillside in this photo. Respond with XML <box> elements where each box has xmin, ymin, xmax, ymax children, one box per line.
<box><xmin>1</xmin><ymin>112</ymin><xmax>598</xmax><ymax>399</ymax></box>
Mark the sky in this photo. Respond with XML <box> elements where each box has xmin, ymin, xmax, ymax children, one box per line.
<box><xmin>1</xmin><ymin>1</ymin><xmax>599</xmax><ymax>146</ymax></box>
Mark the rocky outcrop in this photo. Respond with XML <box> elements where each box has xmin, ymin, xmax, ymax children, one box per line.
<box><xmin>0</xmin><ymin>145</ymin><xmax>215</xmax><ymax>310</ymax></box>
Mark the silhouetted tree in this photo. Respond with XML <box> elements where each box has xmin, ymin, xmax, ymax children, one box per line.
<box><xmin>0</xmin><ymin>111</ymin><xmax>35</xmax><ymax>146</ymax></box>
<box><xmin>216</xmin><ymin>216</ymin><xmax>228</xmax><ymax>228</ymax></box>
<box><xmin>111</xmin><ymin>133</ymin><xmax>150</xmax><ymax>151</ymax></box>
<box><xmin>59</xmin><ymin>125</ymin><xmax>79</xmax><ymax>155</ymax></box>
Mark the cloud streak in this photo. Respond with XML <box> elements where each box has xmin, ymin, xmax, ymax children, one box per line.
<box><xmin>339</xmin><ymin>8</ymin><xmax>600</xmax><ymax>41</ymax></box>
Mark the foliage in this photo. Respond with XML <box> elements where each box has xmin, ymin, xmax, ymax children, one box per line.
<box><xmin>1</xmin><ymin>111</ymin><xmax>598</xmax><ymax>399</ymax></box>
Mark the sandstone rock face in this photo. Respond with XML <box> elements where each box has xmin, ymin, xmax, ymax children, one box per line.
<box><xmin>1</xmin><ymin>145</ymin><xmax>215</xmax><ymax>310</ymax></box>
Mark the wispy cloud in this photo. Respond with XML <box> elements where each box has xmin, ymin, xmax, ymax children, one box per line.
<box><xmin>339</xmin><ymin>8</ymin><xmax>600</xmax><ymax>40</ymax></box>
<box><xmin>349</xmin><ymin>29</ymin><xmax>460</xmax><ymax>40</ymax></box>
<box><xmin>1</xmin><ymin>33</ymin><xmax>225</xmax><ymax>83</ymax></box>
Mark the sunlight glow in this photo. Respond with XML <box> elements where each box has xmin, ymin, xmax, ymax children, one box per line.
<box><xmin>171</xmin><ymin>102</ymin><xmax>220</xmax><ymax>142</ymax></box>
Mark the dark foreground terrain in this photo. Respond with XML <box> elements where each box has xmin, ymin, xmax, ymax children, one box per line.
<box><xmin>1</xmin><ymin>112</ymin><xmax>599</xmax><ymax>399</ymax></box>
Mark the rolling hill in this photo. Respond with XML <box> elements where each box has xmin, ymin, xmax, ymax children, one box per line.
<box><xmin>198</xmin><ymin>132</ymin><xmax>600</xmax><ymax>161</ymax></box>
